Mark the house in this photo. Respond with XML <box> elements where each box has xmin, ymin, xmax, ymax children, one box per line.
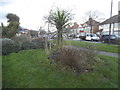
<box><xmin>16</xmin><ymin>27</ymin><xmax>29</xmax><ymax>36</ymax></box>
<box><xmin>99</xmin><ymin>14</ymin><xmax>120</xmax><ymax>36</ymax></box>
<box><xmin>85</xmin><ymin>19</ymin><xmax>100</xmax><ymax>34</ymax></box>
<box><xmin>67</xmin><ymin>20</ymin><xmax>101</xmax><ymax>38</ymax></box>
<box><xmin>99</xmin><ymin>1</ymin><xmax>120</xmax><ymax>36</ymax></box>
<box><xmin>29</xmin><ymin>30</ymin><xmax>39</xmax><ymax>38</ymax></box>
<box><xmin>78</xmin><ymin>20</ymin><xmax>101</xmax><ymax>37</ymax></box>
<box><xmin>69</xmin><ymin>22</ymin><xmax>79</xmax><ymax>34</ymax></box>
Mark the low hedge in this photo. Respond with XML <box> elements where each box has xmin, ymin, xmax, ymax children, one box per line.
<box><xmin>2</xmin><ymin>38</ymin><xmax>51</xmax><ymax>55</ymax></box>
<box><xmin>31</xmin><ymin>39</ymin><xmax>45</xmax><ymax>49</ymax></box>
<box><xmin>21</xmin><ymin>41</ymin><xmax>36</xmax><ymax>50</ymax></box>
<box><xmin>2</xmin><ymin>39</ymin><xmax>21</xmax><ymax>55</ymax></box>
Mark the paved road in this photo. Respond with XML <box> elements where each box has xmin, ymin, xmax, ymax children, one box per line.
<box><xmin>51</xmin><ymin>38</ymin><xmax>120</xmax><ymax>58</ymax></box>
<box><xmin>64</xmin><ymin>45</ymin><xmax>120</xmax><ymax>58</ymax></box>
<box><xmin>64</xmin><ymin>38</ymin><xmax>102</xmax><ymax>44</ymax></box>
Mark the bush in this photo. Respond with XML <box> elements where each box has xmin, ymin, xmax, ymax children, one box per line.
<box><xmin>21</xmin><ymin>38</ymin><xmax>50</xmax><ymax>50</ymax></box>
<box><xmin>2</xmin><ymin>38</ymin><xmax>21</xmax><ymax>55</ymax></box>
<box><xmin>21</xmin><ymin>41</ymin><xmax>36</xmax><ymax>50</ymax></box>
<box><xmin>31</xmin><ymin>39</ymin><xmax>45</xmax><ymax>49</ymax></box>
<box><xmin>2</xmin><ymin>37</ymin><xmax>52</xmax><ymax>55</ymax></box>
<box><xmin>32</xmin><ymin>38</ymin><xmax>53</xmax><ymax>49</ymax></box>
<box><xmin>49</xmin><ymin>46</ymin><xmax>97</xmax><ymax>73</ymax></box>
<box><xmin>13</xmin><ymin>34</ymin><xmax>31</xmax><ymax>44</ymax></box>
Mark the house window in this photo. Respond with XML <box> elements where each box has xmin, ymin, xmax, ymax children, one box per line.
<box><xmin>104</xmin><ymin>24</ymin><xmax>109</xmax><ymax>29</ymax></box>
<box><xmin>114</xmin><ymin>23</ymin><xmax>118</xmax><ymax>28</ymax></box>
<box><xmin>113</xmin><ymin>23</ymin><xmax>120</xmax><ymax>31</ymax></box>
<box><xmin>118</xmin><ymin>23</ymin><xmax>120</xmax><ymax>29</ymax></box>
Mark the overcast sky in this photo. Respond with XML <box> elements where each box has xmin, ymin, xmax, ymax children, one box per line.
<box><xmin>0</xmin><ymin>0</ymin><xmax>119</xmax><ymax>31</ymax></box>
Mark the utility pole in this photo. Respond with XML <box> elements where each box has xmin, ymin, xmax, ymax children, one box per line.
<box><xmin>48</xmin><ymin>2</ymin><xmax>55</xmax><ymax>33</ymax></box>
<box><xmin>44</xmin><ymin>2</ymin><xmax>55</xmax><ymax>54</ymax></box>
<box><xmin>108</xmin><ymin>0</ymin><xmax>113</xmax><ymax>44</ymax></box>
<box><xmin>47</xmin><ymin>2</ymin><xmax>55</xmax><ymax>50</ymax></box>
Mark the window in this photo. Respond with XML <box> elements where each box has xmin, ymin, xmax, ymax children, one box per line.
<box><xmin>104</xmin><ymin>24</ymin><xmax>109</xmax><ymax>29</ymax></box>
<box><xmin>118</xmin><ymin>23</ymin><xmax>120</xmax><ymax>29</ymax></box>
<box><xmin>114</xmin><ymin>23</ymin><xmax>118</xmax><ymax>28</ymax></box>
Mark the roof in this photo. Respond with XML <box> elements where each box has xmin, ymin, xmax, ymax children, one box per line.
<box><xmin>69</xmin><ymin>22</ymin><xmax>79</xmax><ymax>29</ymax></box>
<box><xmin>85</xmin><ymin>20</ymin><xmax>100</xmax><ymax>26</ymax></box>
<box><xmin>100</xmin><ymin>14</ymin><xmax>120</xmax><ymax>25</ymax></box>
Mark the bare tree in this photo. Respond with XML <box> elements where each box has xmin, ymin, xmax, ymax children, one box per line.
<box><xmin>81</xmin><ymin>10</ymin><xmax>105</xmax><ymax>33</ymax></box>
<box><xmin>83</xmin><ymin>10</ymin><xmax>105</xmax><ymax>22</ymax></box>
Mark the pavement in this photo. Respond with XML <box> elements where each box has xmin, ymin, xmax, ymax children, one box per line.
<box><xmin>64</xmin><ymin>45</ymin><xmax>120</xmax><ymax>58</ymax></box>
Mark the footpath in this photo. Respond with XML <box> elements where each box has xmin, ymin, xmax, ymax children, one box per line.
<box><xmin>64</xmin><ymin>45</ymin><xmax>120</xmax><ymax>58</ymax></box>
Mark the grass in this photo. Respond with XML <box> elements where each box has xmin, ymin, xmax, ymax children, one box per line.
<box><xmin>2</xmin><ymin>49</ymin><xmax>118</xmax><ymax>88</ymax></box>
<box><xmin>62</xmin><ymin>40</ymin><xmax>120</xmax><ymax>54</ymax></box>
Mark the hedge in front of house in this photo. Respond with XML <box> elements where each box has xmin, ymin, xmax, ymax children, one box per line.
<box><xmin>32</xmin><ymin>39</ymin><xmax>45</xmax><ymax>49</ymax></box>
<box><xmin>2</xmin><ymin>38</ymin><xmax>51</xmax><ymax>55</ymax></box>
<box><xmin>21</xmin><ymin>41</ymin><xmax>36</xmax><ymax>50</ymax></box>
<box><xmin>2</xmin><ymin>39</ymin><xmax>21</xmax><ymax>55</ymax></box>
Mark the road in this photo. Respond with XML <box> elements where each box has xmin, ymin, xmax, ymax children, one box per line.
<box><xmin>64</xmin><ymin>38</ymin><xmax>102</xmax><ymax>44</ymax></box>
<box><xmin>50</xmin><ymin>38</ymin><xmax>119</xmax><ymax>58</ymax></box>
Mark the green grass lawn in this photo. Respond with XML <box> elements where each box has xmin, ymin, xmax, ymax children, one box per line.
<box><xmin>2</xmin><ymin>49</ymin><xmax>118</xmax><ymax>88</ymax></box>
<box><xmin>62</xmin><ymin>40</ymin><xmax>120</xmax><ymax>54</ymax></box>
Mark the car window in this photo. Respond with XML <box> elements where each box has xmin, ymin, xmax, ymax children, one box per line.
<box><xmin>90</xmin><ymin>35</ymin><xmax>93</xmax><ymax>37</ymax></box>
<box><xmin>92</xmin><ymin>34</ymin><xmax>96</xmax><ymax>37</ymax></box>
<box><xmin>110</xmin><ymin>35</ymin><xmax>117</xmax><ymax>39</ymax></box>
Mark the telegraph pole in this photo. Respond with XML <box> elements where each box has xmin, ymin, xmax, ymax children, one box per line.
<box><xmin>48</xmin><ymin>2</ymin><xmax>55</xmax><ymax>33</ymax></box>
<box><xmin>46</xmin><ymin>2</ymin><xmax>55</xmax><ymax>51</ymax></box>
<box><xmin>108</xmin><ymin>0</ymin><xmax>113</xmax><ymax>44</ymax></box>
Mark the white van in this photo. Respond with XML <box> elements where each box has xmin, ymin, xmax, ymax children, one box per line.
<box><xmin>85</xmin><ymin>34</ymin><xmax>100</xmax><ymax>41</ymax></box>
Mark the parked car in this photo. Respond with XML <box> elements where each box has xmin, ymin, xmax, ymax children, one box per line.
<box><xmin>38</xmin><ymin>34</ymin><xmax>48</xmax><ymax>40</ymax></box>
<box><xmin>100</xmin><ymin>34</ymin><xmax>120</xmax><ymax>45</ymax></box>
<box><xmin>51</xmin><ymin>34</ymin><xmax>57</xmax><ymax>39</ymax></box>
<box><xmin>69</xmin><ymin>34</ymin><xmax>76</xmax><ymax>38</ymax></box>
<box><xmin>85</xmin><ymin>34</ymin><xmax>100</xmax><ymax>41</ymax></box>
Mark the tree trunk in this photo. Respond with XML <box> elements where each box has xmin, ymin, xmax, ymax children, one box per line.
<box><xmin>60</xmin><ymin>30</ymin><xmax>63</xmax><ymax>44</ymax></box>
<box><xmin>57</xmin><ymin>30</ymin><xmax>60</xmax><ymax>45</ymax></box>
<box><xmin>45</xmin><ymin>34</ymin><xmax>49</xmax><ymax>54</ymax></box>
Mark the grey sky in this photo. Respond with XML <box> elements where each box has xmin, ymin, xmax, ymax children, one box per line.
<box><xmin>0</xmin><ymin>0</ymin><xmax>119</xmax><ymax>30</ymax></box>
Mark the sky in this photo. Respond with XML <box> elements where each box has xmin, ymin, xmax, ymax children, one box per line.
<box><xmin>0</xmin><ymin>0</ymin><xmax>119</xmax><ymax>31</ymax></box>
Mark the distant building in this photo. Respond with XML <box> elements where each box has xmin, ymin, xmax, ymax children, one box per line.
<box><xmin>16</xmin><ymin>27</ymin><xmax>29</xmax><ymax>36</ymax></box>
<box><xmin>100</xmin><ymin>14</ymin><xmax>120</xmax><ymax>35</ymax></box>
<box><xmin>99</xmin><ymin>1</ymin><xmax>120</xmax><ymax>36</ymax></box>
<box><xmin>69</xmin><ymin>22</ymin><xmax>79</xmax><ymax>34</ymax></box>
<box><xmin>29</xmin><ymin>30</ymin><xmax>39</xmax><ymax>38</ymax></box>
<box><xmin>85</xmin><ymin>19</ymin><xmax>100</xmax><ymax>34</ymax></box>
<box><xmin>67</xmin><ymin>20</ymin><xmax>101</xmax><ymax>37</ymax></box>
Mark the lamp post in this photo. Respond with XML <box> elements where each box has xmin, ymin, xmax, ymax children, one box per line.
<box><xmin>108</xmin><ymin>0</ymin><xmax>113</xmax><ymax>44</ymax></box>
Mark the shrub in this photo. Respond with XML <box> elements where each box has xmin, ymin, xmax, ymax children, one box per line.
<box><xmin>21</xmin><ymin>38</ymin><xmax>51</xmax><ymax>50</ymax></box>
<box><xmin>31</xmin><ymin>39</ymin><xmax>45</xmax><ymax>49</ymax></box>
<box><xmin>13</xmin><ymin>34</ymin><xmax>31</xmax><ymax>43</ymax></box>
<box><xmin>13</xmin><ymin>36</ymin><xmax>47</xmax><ymax>50</ymax></box>
<box><xmin>32</xmin><ymin>38</ymin><xmax>53</xmax><ymax>49</ymax></box>
<box><xmin>21</xmin><ymin>41</ymin><xmax>36</xmax><ymax>50</ymax></box>
<box><xmin>2</xmin><ymin>38</ymin><xmax>21</xmax><ymax>55</ymax></box>
<box><xmin>49</xmin><ymin>46</ymin><xmax>97</xmax><ymax>73</ymax></box>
